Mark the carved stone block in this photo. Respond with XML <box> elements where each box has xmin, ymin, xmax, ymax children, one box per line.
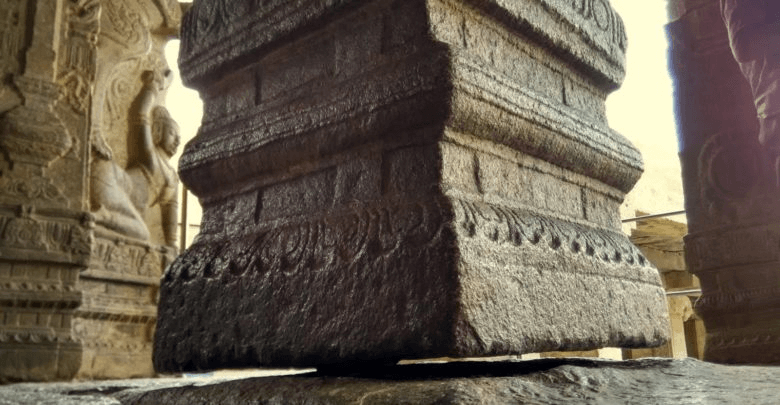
<box><xmin>154</xmin><ymin>0</ymin><xmax>669</xmax><ymax>371</ymax></box>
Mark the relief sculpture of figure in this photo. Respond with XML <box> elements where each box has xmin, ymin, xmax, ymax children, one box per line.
<box><xmin>91</xmin><ymin>69</ymin><xmax>180</xmax><ymax>248</ymax></box>
<box><xmin>721</xmin><ymin>0</ymin><xmax>780</xmax><ymax>180</ymax></box>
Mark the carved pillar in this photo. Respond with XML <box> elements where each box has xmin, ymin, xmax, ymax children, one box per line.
<box><xmin>1</xmin><ymin>0</ymin><xmax>71</xmax><ymax>202</ymax></box>
<box><xmin>669</xmin><ymin>0</ymin><xmax>780</xmax><ymax>363</ymax></box>
<box><xmin>154</xmin><ymin>0</ymin><xmax>669</xmax><ymax>372</ymax></box>
<box><xmin>0</xmin><ymin>0</ymin><xmax>182</xmax><ymax>381</ymax></box>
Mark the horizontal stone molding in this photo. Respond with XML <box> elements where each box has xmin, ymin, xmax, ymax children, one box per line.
<box><xmin>75</xmin><ymin>301</ymin><xmax>158</xmax><ymax>322</ymax></box>
<box><xmin>705</xmin><ymin>326</ymin><xmax>780</xmax><ymax>364</ymax></box>
<box><xmin>172</xmin><ymin>196</ymin><xmax>651</xmax><ymax>283</ymax></box>
<box><xmin>684</xmin><ymin>225</ymin><xmax>780</xmax><ymax>273</ymax></box>
<box><xmin>180</xmin><ymin>52</ymin><xmax>640</xmax><ymax>198</ymax></box>
<box><xmin>74</xmin><ymin>311</ymin><xmax>156</xmax><ymax>324</ymax></box>
<box><xmin>0</xmin><ymin>332</ymin><xmax>80</xmax><ymax>345</ymax></box>
<box><xmin>179</xmin><ymin>0</ymin><xmax>626</xmax><ymax>88</ymax></box>
<box><xmin>708</xmin><ymin>330</ymin><xmax>780</xmax><ymax>350</ymax></box>
<box><xmin>0</xmin><ymin>288</ymin><xmax>82</xmax><ymax>308</ymax></box>
<box><xmin>88</xmin><ymin>236</ymin><xmax>174</xmax><ymax>283</ymax></box>
<box><xmin>155</xmin><ymin>194</ymin><xmax>666</xmax><ymax>370</ymax></box>
<box><xmin>0</xmin><ymin>213</ymin><xmax>92</xmax><ymax>265</ymax></box>
<box><xmin>453</xmin><ymin>199</ymin><xmax>655</xmax><ymax>280</ymax></box>
<box><xmin>178</xmin><ymin>46</ymin><xmax>450</xmax><ymax>197</ymax></box>
<box><xmin>448</xmin><ymin>53</ymin><xmax>641</xmax><ymax>192</ymax></box>
<box><xmin>695</xmin><ymin>286</ymin><xmax>780</xmax><ymax>315</ymax></box>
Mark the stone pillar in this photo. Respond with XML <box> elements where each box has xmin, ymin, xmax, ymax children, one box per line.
<box><xmin>667</xmin><ymin>295</ymin><xmax>694</xmax><ymax>358</ymax></box>
<box><xmin>154</xmin><ymin>0</ymin><xmax>669</xmax><ymax>372</ymax></box>
<box><xmin>0</xmin><ymin>0</ymin><xmax>183</xmax><ymax>381</ymax></box>
<box><xmin>624</xmin><ymin>216</ymin><xmax>697</xmax><ymax>360</ymax></box>
<box><xmin>669</xmin><ymin>0</ymin><xmax>780</xmax><ymax>363</ymax></box>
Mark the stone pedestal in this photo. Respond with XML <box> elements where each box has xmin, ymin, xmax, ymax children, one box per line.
<box><xmin>154</xmin><ymin>0</ymin><xmax>669</xmax><ymax>372</ymax></box>
<box><xmin>669</xmin><ymin>0</ymin><xmax>780</xmax><ymax>364</ymax></box>
<box><xmin>0</xmin><ymin>0</ymin><xmax>182</xmax><ymax>381</ymax></box>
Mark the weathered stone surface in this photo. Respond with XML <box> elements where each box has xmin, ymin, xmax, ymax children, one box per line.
<box><xmin>2</xmin><ymin>359</ymin><xmax>780</xmax><ymax>404</ymax></box>
<box><xmin>624</xmin><ymin>217</ymin><xmax>704</xmax><ymax>360</ymax></box>
<box><xmin>0</xmin><ymin>0</ymin><xmax>183</xmax><ymax>381</ymax></box>
<box><xmin>669</xmin><ymin>0</ymin><xmax>780</xmax><ymax>364</ymax></box>
<box><xmin>155</xmin><ymin>0</ymin><xmax>668</xmax><ymax>371</ymax></box>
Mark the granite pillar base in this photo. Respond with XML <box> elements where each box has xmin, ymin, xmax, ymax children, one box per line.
<box><xmin>155</xmin><ymin>0</ymin><xmax>669</xmax><ymax>371</ymax></box>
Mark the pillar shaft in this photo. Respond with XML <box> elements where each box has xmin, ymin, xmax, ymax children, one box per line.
<box><xmin>669</xmin><ymin>0</ymin><xmax>780</xmax><ymax>364</ymax></box>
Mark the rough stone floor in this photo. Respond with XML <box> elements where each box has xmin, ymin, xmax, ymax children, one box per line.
<box><xmin>1</xmin><ymin>358</ymin><xmax>779</xmax><ymax>404</ymax></box>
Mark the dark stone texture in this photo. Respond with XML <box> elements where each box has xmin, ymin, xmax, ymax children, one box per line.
<box><xmin>2</xmin><ymin>359</ymin><xmax>780</xmax><ymax>404</ymax></box>
<box><xmin>154</xmin><ymin>0</ymin><xmax>669</xmax><ymax>371</ymax></box>
<box><xmin>669</xmin><ymin>0</ymin><xmax>780</xmax><ymax>363</ymax></box>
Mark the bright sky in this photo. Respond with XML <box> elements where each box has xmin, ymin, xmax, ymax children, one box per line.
<box><xmin>164</xmin><ymin>0</ymin><xmax>684</xmax><ymax>241</ymax></box>
<box><xmin>608</xmin><ymin>0</ymin><xmax>679</xmax><ymax>167</ymax></box>
<box><xmin>607</xmin><ymin>0</ymin><xmax>685</xmax><ymax>216</ymax></box>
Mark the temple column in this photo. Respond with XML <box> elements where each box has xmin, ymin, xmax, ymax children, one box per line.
<box><xmin>154</xmin><ymin>0</ymin><xmax>669</xmax><ymax>371</ymax></box>
<box><xmin>669</xmin><ymin>0</ymin><xmax>780</xmax><ymax>363</ymax></box>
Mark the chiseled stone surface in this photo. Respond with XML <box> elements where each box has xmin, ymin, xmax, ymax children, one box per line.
<box><xmin>2</xmin><ymin>359</ymin><xmax>780</xmax><ymax>404</ymax></box>
<box><xmin>0</xmin><ymin>0</ymin><xmax>182</xmax><ymax>380</ymax></box>
<box><xmin>669</xmin><ymin>0</ymin><xmax>780</xmax><ymax>363</ymax></box>
<box><xmin>155</xmin><ymin>0</ymin><xmax>669</xmax><ymax>371</ymax></box>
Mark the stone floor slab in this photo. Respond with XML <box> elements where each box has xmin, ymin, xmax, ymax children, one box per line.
<box><xmin>1</xmin><ymin>358</ymin><xmax>779</xmax><ymax>404</ymax></box>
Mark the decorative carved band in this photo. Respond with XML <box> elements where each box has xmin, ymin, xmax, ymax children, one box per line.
<box><xmin>708</xmin><ymin>332</ymin><xmax>780</xmax><ymax>350</ymax></box>
<box><xmin>12</xmin><ymin>76</ymin><xmax>60</xmax><ymax>100</ymax></box>
<box><xmin>0</xmin><ymin>214</ymin><xmax>91</xmax><ymax>258</ymax></box>
<box><xmin>166</xmin><ymin>196</ymin><xmax>453</xmax><ymax>282</ymax></box>
<box><xmin>0</xmin><ymin>177</ymin><xmax>68</xmax><ymax>206</ymax></box>
<box><xmin>90</xmin><ymin>237</ymin><xmax>171</xmax><ymax>280</ymax></box>
<box><xmin>0</xmin><ymin>332</ymin><xmax>79</xmax><ymax>345</ymax></box>
<box><xmin>563</xmin><ymin>0</ymin><xmax>627</xmax><ymax>50</ymax></box>
<box><xmin>74</xmin><ymin>310</ymin><xmax>155</xmax><ymax>324</ymax></box>
<box><xmin>167</xmin><ymin>195</ymin><xmax>653</xmax><ymax>284</ymax></box>
<box><xmin>181</xmin><ymin>52</ymin><xmax>639</xmax><ymax>197</ymax></box>
<box><xmin>452</xmin><ymin>199</ymin><xmax>658</xmax><ymax>286</ymax></box>
<box><xmin>685</xmin><ymin>226</ymin><xmax>780</xmax><ymax>272</ymax></box>
<box><xmin>696</xmin><ymin>286</ymin><xmax>780</xmax><ymax>313</ymax></box>
<box><xmin>180</xmin><ymin>0</ymin><xmax>626</xmax><ymax>86</ymax></box>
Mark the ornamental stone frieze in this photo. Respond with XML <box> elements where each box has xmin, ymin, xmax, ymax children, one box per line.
<box><xmin>154</xmin><ymin>0</ymin><xmax>669</xmax><ymax>371</ymax></box>
<box><xmin>0</xmin><ymin>0</ymin><xmax>184</xmax><ymax>382</ymax></box>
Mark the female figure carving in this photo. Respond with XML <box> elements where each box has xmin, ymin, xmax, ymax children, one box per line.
<box><xmin>91</xmin><ymin>69</ymin><xmax>179</xmax><ymax>248</ymax></box>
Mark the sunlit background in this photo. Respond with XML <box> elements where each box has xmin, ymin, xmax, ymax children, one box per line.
<box><xmin>164</xmin><ymin>0</ymin><xmax>684</xmax><ymax>250</ymax></box>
